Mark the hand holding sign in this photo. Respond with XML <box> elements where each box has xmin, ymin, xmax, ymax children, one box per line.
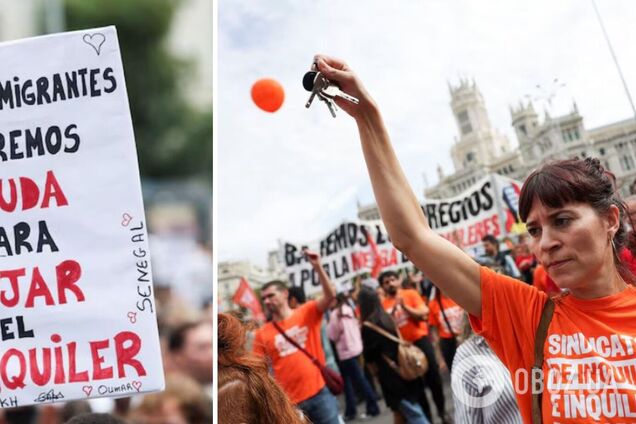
<box><xmin>303</xmin><ymin>248</ymin><xmax>322</xmax><ymax>267</ymax></box>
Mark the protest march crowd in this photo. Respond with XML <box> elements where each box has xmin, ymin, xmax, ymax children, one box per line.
<box><xmin>0</xmin><ymin>257</ymin><xmax>214</xmax><ymax>424</ymax></box>
<box><xmin>220</xmin><ymin>232</ymin><xmax>585</xmax><ymax>424</ymax></box>
<box><xmin>219</xmin><ymin>54</ymin><xmax>636</xmax><ymax>424</ymax></box>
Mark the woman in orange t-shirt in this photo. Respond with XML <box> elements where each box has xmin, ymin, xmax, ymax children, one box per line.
<box><xmin>316</xmin><ymin>53</ymin><xmax>636</xmax><ymax>423</ymax></box>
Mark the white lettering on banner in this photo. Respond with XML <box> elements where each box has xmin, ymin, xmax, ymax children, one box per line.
<box><xmin>281</xmin><ymin>221</ymin><xmax>411</xmax><ymax>295</ymax></box>
<box><xmin>424</xmin><ymin>180</ymin><xmax>495</xmax><ymax>229</ymax></box>
<box><xmin>274</xmin><ymin>326</ymin><xmax>308</xmax><ymax>357</ymax></box>
<box><xmin>280</xmin><ymin>175</ymin><xmax>523</xmax><ymax>295</ymax></box>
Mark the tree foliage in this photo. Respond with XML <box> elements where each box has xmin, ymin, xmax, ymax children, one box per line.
<box><xmin>64</xmin><ymin>0</ymin><xmax>212</xmax><ymax>179</ymax></box>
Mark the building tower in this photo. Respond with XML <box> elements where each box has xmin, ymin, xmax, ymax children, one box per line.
<box><xmin>449</xmin><ymin>79</ymin><xmax>510</xmax><ymax>172</ymax></box>
<box><xmin>510</xmin><ymin>101</ymin><xmax>539</xmax><ymax>162</ymax></box>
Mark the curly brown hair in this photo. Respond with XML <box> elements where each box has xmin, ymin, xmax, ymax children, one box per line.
<box><xmin>218</xmin><ymin>313</ymin><xmax>305</xmax><ymax>424</ymax></box>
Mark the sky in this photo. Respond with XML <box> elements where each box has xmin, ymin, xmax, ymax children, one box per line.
<box><xmin>217</xmin><ymin>0</ymin><xmax>636</xmax><ymax>266</ymax></box>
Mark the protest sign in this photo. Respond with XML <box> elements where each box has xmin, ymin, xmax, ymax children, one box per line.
<box><xmin>279</xmin><ymin>175</ymin><xmax>524</xmax><ymax>294</ymax></box>
<box><xmin>0</xmin><ymin>27</ymin><xmax>164</xmax><ymax>407</ymax></box>
<box><xmin>423</xmin><ymin>174</ymin><xmax>524</xmax><ymax>255</ymax></box>
<box><xmin>280</xmin><ymin>221</ymin><xmax>412</xmax><ymax>295</ymax></box>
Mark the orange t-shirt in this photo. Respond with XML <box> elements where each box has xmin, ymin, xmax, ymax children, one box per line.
<box><xmin>533</xmin><ymin>264</ymin><xmax>560</xmax><ymax>296</ymax></box>
<box><xmin>470</xmin><ymin>266</ymin><xmax>636</xmax><ymax>423</ymax></box>
<box><xmin>428</xmin><ymin>295</ymin><xmax>464</xmax><ymax>339</ymax></box>
<box><xmin>382</xmin><ymin>288</ymin><xmax>428</xmax><ymax>342</ymax></box>
<box><xmin>253</xmin><ymin>300</ymin><xmax>325</xmax><ymax>404</ymax></box>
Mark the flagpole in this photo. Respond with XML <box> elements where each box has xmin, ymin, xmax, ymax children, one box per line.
<box><xmin>591</xmin><ymin>0</ymin><xmax>636</xmax><ymax>119</ymax></box>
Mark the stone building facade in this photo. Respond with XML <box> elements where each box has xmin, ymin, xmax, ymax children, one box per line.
<box><xmin>359</xmin><ymin>79</ymin><xmax>636</xmax><ymax>220</ymax></box>
<box><xmin>218</xmin><ymin>253</ymin><xmax>286</xmax><ymax>313</ymax></box>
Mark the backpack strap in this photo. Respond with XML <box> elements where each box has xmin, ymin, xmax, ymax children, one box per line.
<box><xmin>362</xmin><ymin>321</ymin><xmax>405</xmax><ymax>344</ymax></box>
<box><xmin>531</xmin><ymin>297</ymin><xmax>555</xmax><ymax>424</ymax></box>
<box><xmin>437</xmin><ymin>289</ymin><xmax>457</xmax><ymax>339</ymax></box>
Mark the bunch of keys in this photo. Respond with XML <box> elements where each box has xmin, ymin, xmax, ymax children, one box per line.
<box><xmin>303</xmin><ymin>62</ymin><xmax>359</xmax><ymax>117</ymax></box>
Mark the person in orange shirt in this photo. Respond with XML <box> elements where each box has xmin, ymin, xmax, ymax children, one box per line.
<box><xmin>253</xmin><ymin>250</ymin><xmax>338</xmax><ymax>424</ymax></box>
<box><xmin>428</xmin><ymin>286</ymin><xmax>464</xmax><ymax>372</ymax></box>
<box><xmin>619</xmin><ymin>195</ymin><xmax>636</xmax><ymax>275</ymax></box>
<box><xmin>314</xmin><ymin>52</ymin><xmax>636</xmax><ymax>423</ymax></box>
<box><xmin>379</xmin><ymin>270</ymin><xmax>451</xmax><ymax>424</ymax></box>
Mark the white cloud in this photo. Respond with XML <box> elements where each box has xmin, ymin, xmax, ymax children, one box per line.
<box><xmin>218</xmin><ymin>0</ymin><xmax>636</xmax><ymax>265</ymax></box>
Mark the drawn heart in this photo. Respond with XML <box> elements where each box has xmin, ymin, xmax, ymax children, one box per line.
<box><xmin>121</xmin><ymin>213</ymin><xmax>133</xmax><ymax>227</ymax></box>
<box><xmin>83</xmin><ymin>33</ymin><xmax>106</xmax><ymax>55</ymax></box>
<box><xmin>132</xmin><ymin>381</ymin><xmax>142</xmax><ymax>392</ymax></box>
<box><xmin>82</xmin><ymin>386</ymin><xmax>93</xmax><ymax>397</ymax></box>
<box><xmin>127</xmin><ymin>311</ymin><xmax>137</xmax><ymax>324</ymax></box>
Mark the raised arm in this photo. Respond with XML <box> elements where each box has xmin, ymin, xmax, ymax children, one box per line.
<box><xmin>304</xmin><ymin>249</ymin><xmax>337</xmax><ymax>312</ymax></box>
<box><xmin>314</xmin><ymin>55</ymin><xmax>482</xmax><ymax>317</ymax></box>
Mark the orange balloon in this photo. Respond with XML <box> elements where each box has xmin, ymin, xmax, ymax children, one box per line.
<box><xmin>251</xmin><ymin>78</ymin><xmax>285</xmax><ymax>112</ymax></box>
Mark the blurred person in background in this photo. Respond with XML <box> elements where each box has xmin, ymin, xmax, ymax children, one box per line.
<box><xmin>129</xmin><ymin>373</ymin><xmax>212</xmax><ymax>424</ymax></box>
<box><xmin>219</xmin><ymin>313</ymin><xmax>305</xmax><ymax>424</ymax></box>
<box><xmin>253</xmin><ymin>249</ymin><xmax>338</xmax><ymax>424</ymax></box>
<box><xmin>327</xmin><ymin>293</ymin><xmax>380</xmax><ymax>421</ymax></box>
<box><xmin>428</xmin><ymin>286</ymin><xmax>464</xmax><ymax>372</ymax></box>
<box><xmin>60</xmin><ymin>401</ymin><xmax>93</xmax><ymax>423</ymax></box>
<box><xmin>1</xmin><ymin>407</ymin><xmax>37</xmax><ymax>424</ymax></box>
<box><xmin>288</xmin><ymin>286</ymin><xmax>307</xmax><ymax>309</ymax></box>
<box><xmin>358</xmin><ymin>287</ymin><xmax>430</xmax><ymax>424</ymax></box>
<box><xmin>513</xmin><ymin>236</ymin><xmax>536</xmax><ymax>284</ymax></box>
<box><xmin>481</xmin><ymin>235</ymin><xmax>521</xmax><ymax>278</ymax></box>
<box><xmin>155</xmin><ymin>279</ymin><xmax>202</xmax><ymax>333</ymax></box>
<box><xmin>168</xmin><ymin>320</ymin><xmax>214</xmax><ymax>390</ymax></box>
<box><xmin>378</xmin><ymin>270</ymin><xmax>449</xmax><ymax>423</ymax></box>
<box><xmin>619</xmin><ymin>195</ymin><xmax>636</xmax><ymax>274</ymax></box>
<box><xmin>451</xmin><ymin>315</ymin><xmax>522</xmax><ymax>424</ymax></box>
<box><xmin>65</xmin><ymin>413</ymin><xmax>128</xmax><ymax>424</ymax></box>
<box><xmin>288</xmin><ymin>284</ymin><xmax>339</xmax><ymax>373</ymax></box>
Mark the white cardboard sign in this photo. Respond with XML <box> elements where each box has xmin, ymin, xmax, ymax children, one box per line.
<box><xmin>0</xmin><ymin>27</ymin><xmax>164</xmax><ymax>408</ymax></box>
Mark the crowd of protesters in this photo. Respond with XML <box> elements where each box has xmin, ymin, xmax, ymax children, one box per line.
<box><xmin>220</xmin><ymin>181</ymin><xmax>636</xmax><ymax>423</ymax></box>
<box><xmin>276</xmin><ymin>53</ymin><xmax>636</xmax><ymax>424</ymax></box>
<box><xmin>0</xmin><ymin>243</ymin><xmax>213</xmax><ymax>424</ymax></box>
<box><xmin>220</xmin><ymin>228</ymin><xmax>587</xmax><ymax>424</ymax></box>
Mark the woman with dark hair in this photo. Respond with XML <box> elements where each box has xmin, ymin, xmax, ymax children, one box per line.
<box><xmin>313</xmin><ymin>54</ymin><xmax>636</xmax><ymax>423</ymax></box>
<box><xmin>358</xmin><ymin>287</ymin><xmax>430</xmax><ymax>424</ymax></box>
<box><xmin>218</xmin><ymin>313</ymin><xmax>305</xmax><ymax>424</ymax></box>
<box><xmin>327</xmin><ymin>293</ymin><xmax>380</xmax><ymax>421</ymax></box>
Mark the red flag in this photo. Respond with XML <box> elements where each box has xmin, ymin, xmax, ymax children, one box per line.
<box><xmin>365</xmin><ymin>229</ymin><xmax>383</xmax><ymax>278</ymax></box>
<box><xmin>232</xmin><ymin>277</ymin><xmax>265</xmax><ymax>321</ymax></box>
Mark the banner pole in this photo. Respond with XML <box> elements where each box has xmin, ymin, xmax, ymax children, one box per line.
<box><xmin>490</xmin><ymin>173</ymin><xmax>507</xmax><ymax>240</ymax></box>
